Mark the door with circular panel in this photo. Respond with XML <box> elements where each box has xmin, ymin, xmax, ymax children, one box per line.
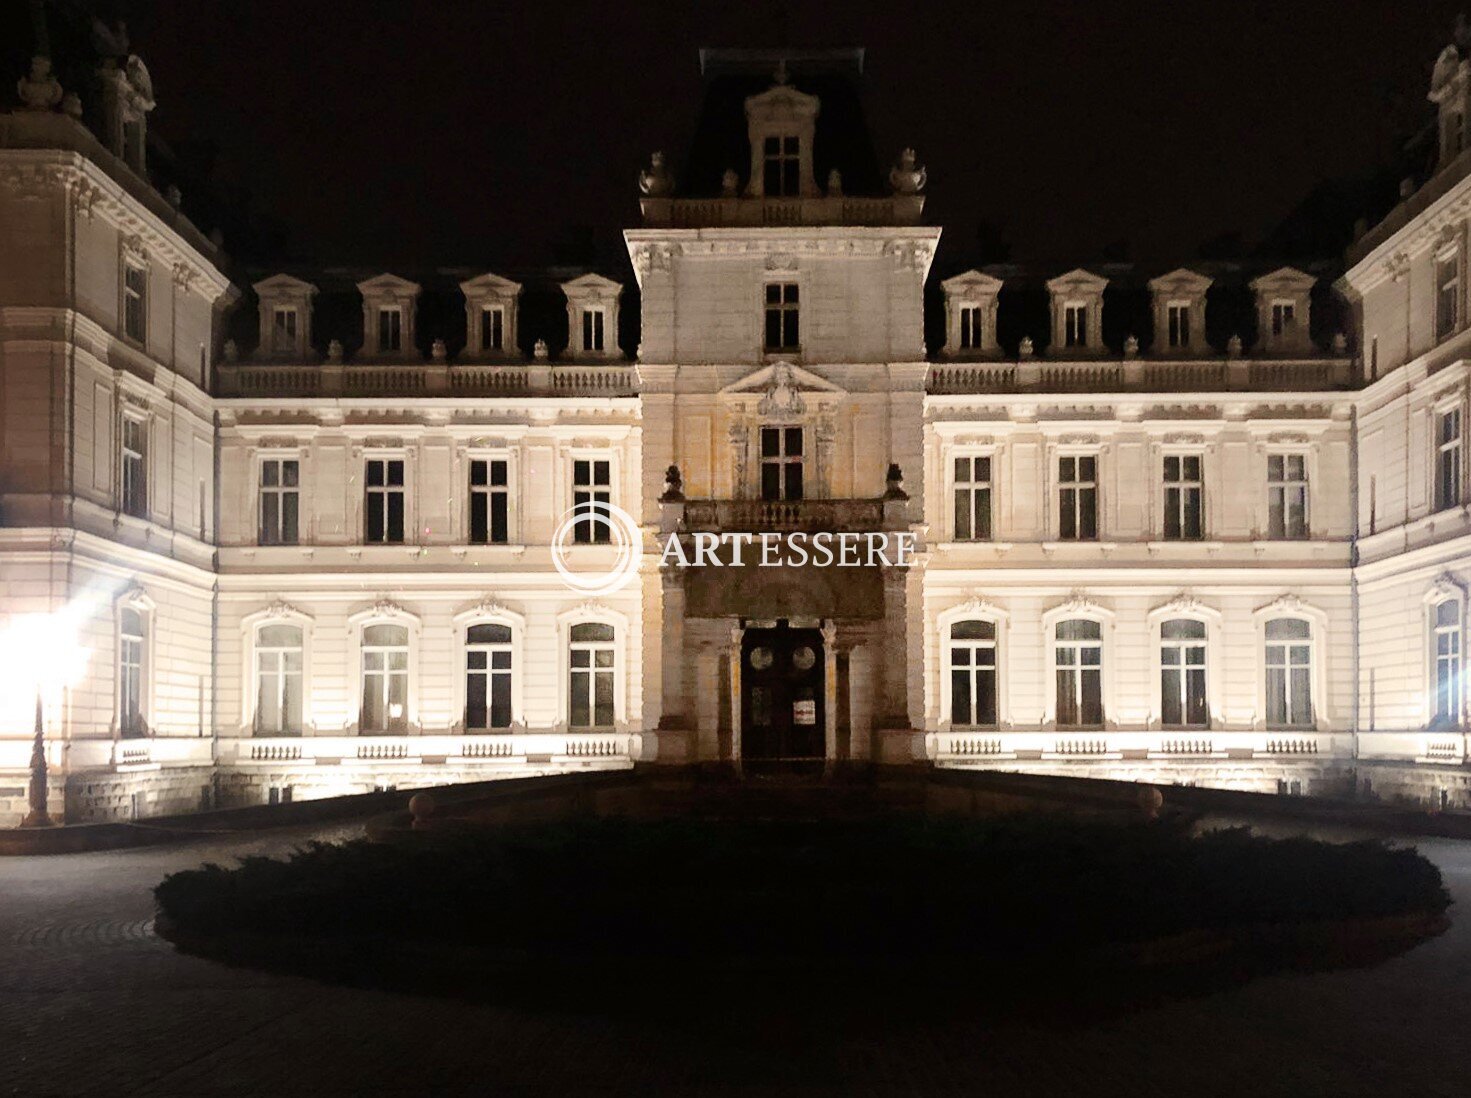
<box><xmin>740</xmin><ymin>621</ymin><xmax>825</xmax><ymax>762</ymax></box>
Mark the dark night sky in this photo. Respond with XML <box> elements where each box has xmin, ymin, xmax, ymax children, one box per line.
<box><xmin>117</xmin><ymin>0</ymin><xmax>1465</xmax><ymax>273</ymax></box>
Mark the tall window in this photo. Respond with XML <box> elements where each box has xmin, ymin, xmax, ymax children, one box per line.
<box><xmin>1167</xmin><ymin>303</ymin><xmax>1190</xmax><ymax>349</ymax></box>
<box><xmin>1437</xmin><ymin>409</ymin><xmax>1463</xmax><ymax>511</ymax></box>
<box><xmin>259</xmin><ymin>458</ymin><xmax>300</xmax><ymax>545</ymax></box>
<box><xmin>1264</xmin><ymin>619</ymin><xmax>1312</xmax><ymax>728</ymax></box>
<box><xmin>271</xmin><ymin>307</ymin><xmax>298</xmax><ymax>354</ymax></box>
<box><xmin>1434</xmin><ymin>599</ymin><xmax>1462</xmax><ymax>727</ymax></box>
<box><xmin>361</xmin><ymin>624</ymin><xmax>409</xmax><ymax>733</ymax></box>
<box><xmin>573</xmin><ymin>458</ymin><xmax>612</xmax><ymax>544</ymax></box>
<box><xmin>949</xmin><ymin>620</ymin><xmax>998</xmax><ymax>727</ymax></box>
<box><xmin>365</xmin><ymin>458</ymin><xmax>405</xmax><ymax>543</ymax></box>
<box><xmin>581</xmin><ymin>308</ymin><xmax>605</xmax><ymax>352</ymax></box>
<box><xmin>761</xmin><ymin>426</ymin><xmax>803</xmax><ymax>501</ymax></box>
<box><xmin>377</xmin><ymin>307</ymin><xmax>402</xmax><ymax>352</ymax></box>
<box><xmin>123</xmin><ymin>262</ymin><xmax>147</xmax><ymax>343</ymax></box>
<box><xmin>480</xmin><ymin>306</ymin><xmax>504</xmax><ymax>352</ymax></box>
<box><xmin>119</xmin><ymin>606</ymin><xmax>146</xmax><ymax>737</ymax></box>
<box><xmin>1160</xmin><ymin>618</ymin><xmax>1208</xmax><ymax>727</ymax></box>
<box><xmin>1163</xmin><ymin>454</ymin><xmax>1203</xmax><ymax>540</ymax></box>
<box><xmin>1063</xmin><ymin>303</ymin><xmax>1087</xmax><ymax>348</ymax></box>
<box><xmin>1438</xmin><ymin>253</ymin><xmax>1460</xmax><ymax>341</ymax></box>
<box><xmin>953</xmin><ymin>456</ymin><xmax>992</xmax><ymax>541</ymax></box>
<box><xmin>469</xmin><ymin>458</ymin><xmax>509</xmax><ymax>544</ymax></box>
<box><xmin>1055</xmin><ymin>619</ymin><xmax>1103</xmax><ymax>727</ymax></box>
<box><xmin>121</xmin><ymin>417</ymin><xmax>147</xmax><ymax>518</ymax></box>
<box><xmin>762</xmin><ymin>134</ymin><xmax>799</xmax><ymax>196</ymax></box>
<box><xmin>1058</xmin><ymin>454</ymin><xmax>1098</xmax><ymax>540</ymax></box>
<box><xmin>959</xmin><ymin>305</ymin><xmax>983</xmax><ymax>350</ymax></box>
<box><xmin>764</xmin><ymin>283</ymin><xmax>800</xmax><ymax>351</ymax></box>
<box><xmin>569</xmin><ymin>622</ymin><xmax>616</xmax><ymax>729</ymax></box>
<box><xmin>1267</xmin><ymin>454</ymin><xmax>1309</xmax><ymax>539</ymax></box>
<box><xmin>255</xmin><ymin>624</ymin><xmax>303</xmax><ymax>735</ymax></box>
<box><xmin>1271</xmin><ymin>301</ymin><xmax>1295</xmax><ymax>337</ymax></box>
<box><xmin>465</xmin><ymin>623</ymin><xmax>513</xmax><ymax>731</ymax></box>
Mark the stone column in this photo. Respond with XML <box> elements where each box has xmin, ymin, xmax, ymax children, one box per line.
<box><xmin>695</xmin><ymin>645</ymin><xmax>721</xmax><ymax>761</ymax></box>
<box><xmin>848</xmin><ymin>643</ymin><xmax>874</xmax><ymax>761</ymax></box>
<box><xmin>881</xmin><ymin>566</ymin><xmax>910</xmax><ymax>727</ymax></box>
<box><xmin>658</xmin><ymin>568</ymin><xmax>687</xmax><ymax>730</ymax></box>
<box><xmin>728</xmin><ymin>620</ymin><xmax>745</xmax><ymax>769</ymax></box>
<box><xmin>822</xmin><ymin>620</ymin><xmax>839</xmax><ymax>764</ymax></box>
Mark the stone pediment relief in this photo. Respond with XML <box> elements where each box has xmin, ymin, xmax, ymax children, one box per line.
<box><xmin>744</xmin><ymin>81</ymin><xmax>820</xmax><ymax>123</ymax></box>
<box><xmin>719</xmin><ymin>361</ymin><xmax>845</xmax><ymax>415</ymax></box>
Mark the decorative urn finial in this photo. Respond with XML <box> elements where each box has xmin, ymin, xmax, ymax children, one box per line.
<box><xmin>533</xmin><ymin>338</ymin><xmax>549</xmax><ymax>360</ymax></box>
<box><xmin>1226</xmin><ymin>333</ymin><xmax>1243</xmax><ymax>359</ymax></box>
<box><xmin>890</xmin><ymin>147</ymin><xmax>927</xmax><ymax>194</ymax></box>
<box><xmin>1332</xmin><ymin>331</ymin><xmax>1348</xmax><ymax>354</ymax></box>
<box><xmin>721</xmin><ymin>168</ymin><xmax>740</xmax><ymax>197</ymax></box>
<box><xmin>826</xmin><ymin>168</ymin><xmax>843</xmax><ymax>196</ymax></box>
<box><xmin>1018</xmin><ymin>335</ymin><xmax>1035</xmax><ymax>358</ymax></box>
<box><xmin>883</xmin><ymin>463</ymin><xmax>909</xmax><ymax>501</ymax></box>
<box><xmin>18</xmin><ymin>56</ymin><xmax>63</xmax><ymax>111</ymax></box>
<box><xmin>431</xmin><ymin>338</ymin><xmax>447</xmax><ymax>361</ymax></box>
<box><xmin>660</xmin><ymin>464</ymin><xmax>685</xmax><ymax>503</ymax></box>
<box><xmin>1124</xmin><ymin>334</ymin><xmax>1139</xmax><ymax>358</ymax></box>
<box><xmin>327</xmin><ymin>339</ymin><xmax>344</xmax><ymax>363</ymax></box>
<box><xmin>638</xmin><ymin>151</ymin><xmax>674</xmax><ymax>197</ymax></box>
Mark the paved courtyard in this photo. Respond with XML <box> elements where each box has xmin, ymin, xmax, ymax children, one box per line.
<box><xmin>2</xmin><ymin>815</ymin><xmax>1470</xmax><ymax>1096</ymax></box>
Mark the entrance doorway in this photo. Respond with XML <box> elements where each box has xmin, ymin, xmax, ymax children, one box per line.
<box><xmin>741</xmin><ymin>621</ymin><xmax>825</xmax><ymax>762</ymax></box>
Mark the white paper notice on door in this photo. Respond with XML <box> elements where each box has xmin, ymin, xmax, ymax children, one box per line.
<box><xmin>793</xmin><ymin>699</ymin><xmax>817</xmax><ymax>725</ymax></box>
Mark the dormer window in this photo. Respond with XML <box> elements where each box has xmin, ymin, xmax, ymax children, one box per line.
<box><xmin>582</xmin><ymin>308</ymin><xmax>606</xmax><ymax>353</ymax></box>
<box><xmin>271</xmin><ymin>307</ymin><xmax>299</xmax><ymax>354</ymax></box>
<box><xmin>460</xmin><ymin>273</ymin><xmax>521</xmax><ymax>359</ymax></box>
<box><xmin>763</xmin><ymin>135</ymin><xmax>800</xmax><ymax>196</ymax></box>
<box><xmin>1250</xmin><ymin>267</ymin><xmax>1314</xmax><ymax>355</ymax></box>
<box><xmin>941</xmin><ymin>271</ymin><xmax>1003</xmax><ymax>357</ymax></box>
<box><xmin>480</xmin><ymin>306</ymin><xmax>505</xmax><ymax>352</ymax></box>
<box><xmin>560</xmin><ymin>273</ymin><xmax>623</xmax><ymax>361</ymax></box>
<box><xmin>356</xmin><ymin>274</ymin><xmax>421</xmax><ymax>359</ymax></box>
<box><xmin>1046</xmin><ymin>269</ymin><xmax>1107</xmax><ymax>356</ymax></box>
<box><xmin>253</xmin><ymin>274</ymin><xmax>317</xmax><ymax>359</ymax></box>
<box><xmin>765</xmin><ymin>283</ymin><xmax>800</xmax><ymax>352</ymax></box>
<box><xmin>1064</xmin><ymin>303</ymin><xmax>1087</xmax><ymax>348</ymax></box>
<box><xmin>377</xmin><ymin>307</ymin><xmax>403</xmax><ymax>352</ymax></box>
<box><xmin>1167</xmin><ymin>303</ymin><xmax>1190</xmax><ymax>349</ymax></box>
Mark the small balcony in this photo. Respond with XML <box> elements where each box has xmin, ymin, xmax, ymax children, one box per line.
<box><xmin>680</xmin><ymin>498</ymin><xmax>889</xmax><ymax>533</ymax></box>
<box><xmin>639</xmin><ymin>194</ymin><xmax>925</xmax><ymax>228</ymax></box>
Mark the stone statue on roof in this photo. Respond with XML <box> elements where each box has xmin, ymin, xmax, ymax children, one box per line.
<box><xmin>17</xmin><ymin>56</ymin><xmax>62</xmax><ymax>111</ymax></box>
<box><xmin>639</xmin><ymin>151</ymin><xmax>674</xmax><ymax>196</ymax></box>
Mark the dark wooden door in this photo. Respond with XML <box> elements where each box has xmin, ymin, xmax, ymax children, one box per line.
<box><xmin>741</xmin><ymin>622</ymin><xmax>825</xmax><ymax>761</ymax></box>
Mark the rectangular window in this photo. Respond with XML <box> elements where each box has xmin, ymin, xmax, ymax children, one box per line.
<box><xmin>581</xmin><ymin>308</ymin><xmax>605</xmax><ymax>352</ymax></box>
<box><xmin>952</xmin><ymin>455</ymin><xmax>992</xmax><ymax>541</ymax></box>
<box><xmin>361</xmin><ymin>623</ymin><xmax>409</xmax><ymax>733</ymax></box>
<box><xmin>949</xmin><ymin>620</ymin><xmax>998</xmax><ymax>727</ymax></box>
<box><xmin>1163</xmin><ymin>454</ymin><xmax>1203</xmax><ymax>540</ymax></box>
<box><xmin>1055</xmin><ymin>619</ymin><xmax>1103</xmax><ymax>727</ymax></box>
<box><xmin>1264</xmin><ymin>619</ymin><xmax>1312</xmax><ymax>728</ymax></box>
<box><xmin>119</xmin><ymin>606</ymin><xmax>146</xmax><ymax>737</ymax></box>
<box><xmin>364</xmin><ymin>458</ymin><xmax>406</xmax><ymax>543</ymax></box>
<box><xmin>1267</xmin><ymin>454</ymin><xmax>1309</xmax><ymax>539</ymax></box>
<box><xmin>1058</xmin><ymin>454</ymin><xmax>1098</xmax><ymax>540</ymax></box>
<box><xmin>1437</xmin><ymin>409</ymin><xmax>1463</xmax><ymax>512</ymax></box>
<box><xmin>1160</xmin><ymin>618</ymin><xmax>1208</xmax><ymax>727</ymax></box>
<box><xmin>762</xmin><ymin>134</ymin><xmax>800</xmax><ymax>196</ymax></box>
<box><xmin>121</xmin><ymin>417</ymin><xmax>147</xmax><ymax>519</ymax></box>
<box><xmin>1167</xmin><ymin>303</ymin><xmax>1190</xmax><ymax>349</ymax></box>
<box><xmin>255</xmin><ymin>624</ymin><xmax>303</xmax><ymax>735</ymax></box>
<box><xmin>271</xmin><ymin>307</ymin><xmax>298</xmax><ymax>354</ymax></box>
<box><xmin>959</xmin><ymin>305</ymin><xmax>983</xmax><ymax>350</ymax></box>
<box><xmin>377</xmin><ymin>308</ymin><xmax>402</xmax><ymax>352</ymax></box>
<box><xmin>1439</xmin><ymin>253</ymin><xmax>1461</xmax><ymax>341</ymax></box>
<box><xmin>764</xmin><ymin>283</ymin><xmax>800</xmax><ymax>351</ymax></box>
<box><xmin>1064</xmin><ymin>303</ymin><xmax>1087</xmax><ymax>348</ymax></box>
<box><xmin>123</xmin><ymin>262</ymin><xmax>147</xmax><ymax>343</ymax></box>
<box><xmin>760</xmin><ymin>426</ymin><xmax>803</xmax><ymax>501</ymax></box>
<box><xmin>1271</xmin><ymin>301</ymin><xmax>1295</xmax><ymax>337</ymax></box>
<box><xmin>1435</xmin><ymin>600</ymin><xmax>1462</xmax><ymax>726</ymax></box>
<box><xmin>469</xmin><ymin>458</ymin><xmax>509</xmax><ymax>544</ymax></box>
<box><xmin>259</xmin><ymin>458</ymin><xmax>300</xmax><ymax>545</ymax></box>
<box><xmin>569</xmin><ymin>622</ymin><xmax>616</xmax><ymax>729</ymax></box>
<box><xmin>573</xmin><ymin>458</ymin><xmax>612</xmax><ymax>544</ymax></box>
<box><xmin>465</xmin><ymin>622</ymin><xmax>513</xmax><ymax>731</ymax></box>
<box><xmin>480</xmin><ymin>306</ymin><xmax>504</xmax><ymax>352</ymax></box>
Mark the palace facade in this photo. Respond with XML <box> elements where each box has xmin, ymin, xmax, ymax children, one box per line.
<box><xmin>3</xmin><ymin>28</ymin><xmax>1471</xmax><ymax>821</ymax></box>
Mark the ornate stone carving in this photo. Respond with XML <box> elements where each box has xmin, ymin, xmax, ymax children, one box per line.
<box><xmin>1157</xmin><ymin>593</ymin><xmax>1206</xmax><ymax>617</ymax></box>
<box><xmin>264</xmin><ymin>598</ymin><xmax>308</xmax><ymax>621</ymax></box>
<box><xmin>1055</xmin><ymin>591</ymin><xmax>1104</xmax><ymax>618</ymax></box>
<box><xmin>757</xmin><ymin>362</ymin><xmax>806</xmax><ymax>417</ymax></box>
<box><xmin>1259</xmin><ymin>593</ymin><xmax>1306</xmax><ymax>616</ymax></box>
<box><xmin>955</xmin><ymin>594</ymin><xmax>1002</xmax><ymax>619</ymax></box>
<box><xmin>638</xmin><ymin>151</ymin><xmax>674</xmax><ymax>196</ymax></box>
<box><xmin>728</xmin><ymin>421</ymin><xmax>749</xmax><ymax>496</ymax></box>
<box><xmin>889</xmin><ymin>147</ymin><xmax>927</xmax><ymax>194</ymax></box>
<box><xmin>17</xmin><ymin>57</ymin><xmax>63</xmax><ymax>111</ymax></box>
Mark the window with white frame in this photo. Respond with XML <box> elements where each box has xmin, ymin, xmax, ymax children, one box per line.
<box><xmin>469</xmin><ymin>458</ymin><xmax>509</xmax><ymax>544</ymax></box>
<box><xmin>1160</xmin><ymin>618</ymin><xmax>1208</xmax><ymax>727</ymax></box>
<box><xmin>1271</xmin><ymin>300</ymin><xmax>1295</xmax><ymax>337</ymax></box>
<box><xmin>569</xmin><ymin>622</ymin><xmax>616</xmax><ymax>729</ymax></box>
<box><xmin>119</xmin><ymin>606</ymin><xmax>146</xmax><ymax>737</ymax></box>
<box><xmin>1437</xmin><ymin>408</ymin><xmax>1463</xmax><ymax>512</ymax></box>
<box><xmin>1264</xmin><ymin>618</ymin><xmax>1312</xmax><ymax>728</ymax></box>
<box><xmin>121</xmin><ymin>416</ymin><xmax>148</xmax><ymax>518</ymax></box>
<box><xmin>572</xmin><ymin>458</ymin><xmax>612</xmax><ymax>544</ymax></box>
<box><xmin>465</xmin><ymin>623</ymin><xmax>513</xmax><ymax>731</ymax></box>
<box><xmin>1058</xmin><ymin>454</ymin><xmax>1098</xmax><ymax>540</ymax></box>
<box><xmin>361</xmin><ymin>624</ymin><xmax>409</xmax><ymax>733</ymax></box>
<box><xmin>365</xmin><ymin>458</ymin><xmax>406</xmax><ymax>543</ymax></box>
<box><xmin>761</xmin><ymin>426</ymin><xmax>803</xmax><ymax>501</ymax></box>
<box><xmin>581</xmin><ymin>308</ymin><xmax>606</xmax><ymax>352</ymax></box>
<box><xmin>762</xmin><ymin>134</ymin><xmax>800</xmax><ymax>196</ymax></box>
<box><xmin>480</xmin><ymin>305</ymin><xmax>504</xmax><ymax>352</ymax></box>
<box><xmin>271</xmin><ymin>306</ymin><xmax>299</xmax><ymax>354</ymax></box>
<box><xmin>1063</xmin><ymin>302</ymin><xmax>1087</xmax><ymax>348</ymax></box>
<box><xmin>1166</xmin><ymin>302</ymin><xmax>1190</xmax><ymax>350</ymax></box>
<box><xmin>259</xmin><ymin>458</ymin><xmax>300</xmax><ymax>545</ymax></box>
<box><xmin>1055</xmin><ymin>619</ymin><xmax>1103</xmax><ymax>727</ymax></box>
<box><xmin>255</xmin><ymin>623</ymin><xmax>303</xmax><ymax>735</ymax></box>
<box><xmin>952</xmin><ymin>455</ymin><xmax>992</xmax><ymax>541</ymax></box>
<box><xmin>958</xmin><ymin>305</ymin><xmax>983</xmax><ymax>350</ymax></box>
<box><xmin>377</xmin><ymin>307</ymin><xmax>403</xmax><ymax>352</ymax></box>
<box><xmin>1433</xmin><ymin>599</ymin><xmax>1462</xmax><ymax>728</ymax></box>
<box><xmin>1267</xmin><ymin>453</ymin><xmax>1309</xmax><ymax>539</ymax></box>
<box><xmin>1163</xmin><ymin>454</ymin><xmax>1203</xmax><ymax>540</ymax></box>
<box><xmin>1438</xmin><ymin>252</ymin><xmax>1461</xmax><ymax>341</ymax></box>
<box><xmin>948</xmin><ymin>620</ymin><xmax>998</xmax><ymax>727</ymax></box>
<box><xmin>764</xmin><ymin>283</ymin><xmax>800</xmax><ymax>351</ymax></box>
<box><xmin>123</xmin><ymin>261</ymin><xmax>147</xmax><ymax>343</ymax></box>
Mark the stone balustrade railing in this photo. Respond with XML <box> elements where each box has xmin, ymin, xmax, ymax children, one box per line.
<box><xmin>930</xmin><ymin>729</ymin><xmax>1350</xmax><ymax>762</ymax></box>
<box><xmin>681</xmin><ymin>497</ymin><xmax>888</xmax><ymax>533</ymax></box>
<box><xmin>215</xmin><ymin>732</ymin><xmax>636</xmax><ymax>766</ymax></box>
<box><xmin>639</xmin><ymin>194</ymin><xmax>926</xmax><ymax>227</ymax></box>
<box><xmin>928</xmin><ymin>357</ymin><xmax>1353</xmax><ymax>395</ymax></box>
<box><xmin>216</xmin><ymin>362</ymin><xmax>640</xmax><ymax>399</ymax></box>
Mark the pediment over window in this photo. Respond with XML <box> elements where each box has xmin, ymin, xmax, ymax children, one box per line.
<box><xmin>941</xmin><ymin>269</ymin><xmax>1004</xmax><ymax>298</ymax></box>
<box><xmin>356</xmin><ymin>273</ymin><xmax>422</xmax><ymax>300</ymax></box>
<box><xmin>1045</xmin><ymin>268</ymin><xmax>1109</xmax><ymax>296</ymax></box>
<box><xmin>1147</xmin><ymin>267</ymin><xmax>1212</xmax><ymax>297</ymax></box>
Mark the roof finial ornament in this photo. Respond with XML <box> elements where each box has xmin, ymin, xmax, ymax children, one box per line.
<box><xmin>890</xmin><ymin>147</ymin><xmax>927</xmax><ymax>194</ymax></box>
<box><xmin>721</xmin><ymin>168</ymin><xmax>739</xmax><ymax>197</ymax></box>
<box><xmin>826</xmin><ymin>168</ymin><xmax>843</xmax><ymax>196</ymax></box>
<box><xmin>773</xmin><ymin>58</ymin><xmax>790</xmax><ymax>85</ymax></box>
<box><xmin>17</xmin><ymin>56</ymin><xmax>62</xmax><ymax>111</ymax></box>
